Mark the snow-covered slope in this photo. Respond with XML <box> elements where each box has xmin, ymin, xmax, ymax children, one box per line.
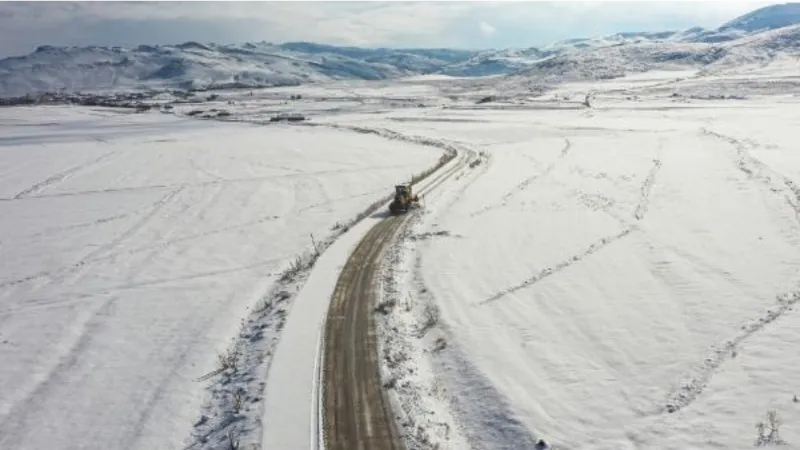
<box><xmin>441</xmin><ymin>48</ymin><xmax>553</xmax><ymax>77</ymax></box>
<box><xmin>0</xmin><ymin>42</ymin><xmax>475</xmax><ymax>97</ymax></box>
<box><xmin>513</xmin><ymin>42</ymin><xmax>723</xmax><ymax>82</ymax></box>
<box><xmin>721</xmin><ymin>2</ymin><xmax>800</xmax><ymax>32</ymax></box>
<box><xmin>514</xmin><ymin>21</ymin><xmax>800</xmax><ymax>82</ymax></box>
<box><xmin>704</xmin><ymin>24</ymin><xmax>800</xmax><ymax>71</ymax></box>
<box><xmin>2</xmin><ymin>3</ymin><xmax>800</xmax><ymax>97</ymax></box>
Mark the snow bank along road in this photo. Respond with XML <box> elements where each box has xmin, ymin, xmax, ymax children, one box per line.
<box><xmin>0</xmin><ymin>106</ymin><xmax>441</xmax><ymax>450</ymax></box>
<box><xmin>260</xmin><ymin>125</ymin><xmax>469</xmax><ymax>450</ymax></box>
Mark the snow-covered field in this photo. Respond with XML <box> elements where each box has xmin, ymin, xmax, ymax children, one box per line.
<box><xmin>2</xmin><ymin>61</ymin><xmax>800</xmax><ymax>450</ymax></box>
<box><xmin>364</xmin><ymin>79</ymin><xmax>800</xmax><ymax>449</ymax></box>
<box><xmin>0</xmin><ymin>106</ymin><xmax>440</xmax><ymax>450</ymax></box>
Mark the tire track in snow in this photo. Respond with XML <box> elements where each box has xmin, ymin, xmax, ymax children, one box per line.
<box><xmin>702</xmin><ymin>128</ymin><xmax>800</xmax><ymax>223</ymax></box>
<box><xmin>472</xmin><ymin>138</ymin><xmax>571</xmax><ymax>218</ymax></box>
<box><xmin>25</xmin><ymin>212</ymin><xmax>132</xmax><ymax>240</ymax></box>
<box><xmin>0</xmin><ymin>187</ymin><xmax>184</xmax><ymax>290</ymax></box>
<box><xmin>0</xmin><ymin>207</ymin><xmax>272</xmax><ymax>292</ymax></box>
<box><xmin>479</xmin><ymin>145</ymin><xmax>667</xmax><ymax>305</ymax></box>
<box><xmin>480</xmin><ymin>227</ymin><xmax>634</xmax><ymax>305</ymax></box>
<box><xmin>12</xmin><ymin>151</ymin><xmax>117</xmax><ymax>199</ymax></box>
<box><xmin>0</xmin><ymin>164</ymin><xmax>423</xmax><ymax>202</ymax></box>
<box><xmin>634</xmin><ymin>159</ymin><xmax>662</xmax><ymax>220</ymax></box>
<box><xmin>501</xmin><ymin>138</ymin><xmax>571</xmax><ymax>204</ymax></box>
<box><xmin>298</xmin><ymin>188</ymin><xmax>387</xmax><ymax>213</ymax></box>
<box><xmin>663</xmin><ymin>289</ymin><xmax>800</xmax><ymax>414</ymax></box>
<box><xmin>0</xmin><ymin>294</ymin><xmax>121</xmax><ymax>443</ymax></box>
<box><xmin>0</xmin><ymin>259</ymin><xmax>282</xmax><ymax>317</ymax></box>
<box><xmin>67</xmin><ymin>186</ymin><xmax>185</xmax><ymax>267</ymax></box>
<box><xmin>189</xmin><ymin>156</ymin><xmax>226</xmax><ymax>181</ymax></box>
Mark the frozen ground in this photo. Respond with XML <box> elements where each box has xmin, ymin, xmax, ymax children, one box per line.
<box><xmin>0</xmin><ymin>106</ymin><xmax>440</xmax><ymax>450</ymax></box>
<box><xmin>2</xmin><ymin>60</ymin><xmax>800</xmax><ymax>450</ymax></box>
<box><xmin>359</xmin><ymin>72</ymin><xmax>800</xmax><ymax>449</ymax></box>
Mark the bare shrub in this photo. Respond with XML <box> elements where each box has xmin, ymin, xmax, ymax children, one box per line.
<box><xmin>257</xmin><ymin>298</ymin><xmax>273</xmax><ymax>313</ymax></box>
<box><xmin>583</xmin><ymin>92</ymin><xmax>593</xmax><ymax>108</ymax></box>
<box><xmin>418</xmin><ymin>302</ymin><xmax>440</xmax><ymax>336</ymax></box>
<box><xmin>233</xmin><ymin>389</ymin><xmax>244</xmax><ymax>414</ymax></box>
<box><xmin>280</xmin><ymin>255</ymin><xmax>310</xmax><ymax>282</ymax></box>
<box><xmin>218</xmin><ymin>348</ymin><xmax>239</xmax><ymax>373</ymax></box>
<box><xmin>383</xmin><ymin>377</ymin><xmax>398</xmax><ymax>389</ymax></box>
<box><xmin>375</xmin><ymin>298</ymin><xmax>396</xmax><ymax>315</ymax></box>
<box><xmin>405</xmin><ymin>294</ymin><xmax>414</xmax><ymax>312</ymax></box>
<box><xmin>756</xmin><ymin>410</ymin><xmax>785</xmax><ymax>446</ymax></box>
<box><xmin>227</xmin><ymin>429</ymin><xmax>240</xmax><ymax>450</ymax></box>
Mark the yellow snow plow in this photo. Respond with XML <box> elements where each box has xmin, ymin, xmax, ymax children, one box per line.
<box><xmin>388</xmin><ymin>183</ymin><xmax>419</xmax><ymax>214</ymax></box>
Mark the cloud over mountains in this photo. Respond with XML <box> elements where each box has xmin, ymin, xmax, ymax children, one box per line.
<box><xmin>0</xmin><ymin>1</ymin><xmax>774</xmax><ymax>57</ymax></box>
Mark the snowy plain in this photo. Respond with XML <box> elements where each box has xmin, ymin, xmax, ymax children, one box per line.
<box><xmin>0</xmin><ymin>106</ymin><xmax>440</xmax><ymax>450</ymax></box>
<box><xmin>1</xmin><ymin>58</ymin><xmax>800</xmax><ymax>450</ymax></box>
<box><xmin>353</xmin><ymin>75</ymin><xmax>800</xmax><ymax>449</ymax></box>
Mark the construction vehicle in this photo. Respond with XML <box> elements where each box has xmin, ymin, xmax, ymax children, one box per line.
<box><xmin>388</xmin><ymin>183</ymin><xmax>419</xmax><ymax>214</ymax></box>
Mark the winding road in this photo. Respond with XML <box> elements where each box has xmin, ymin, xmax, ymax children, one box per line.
<box><xmin>320</xmin><ymin>148</ymin><xmax>471</xmax><ymax>450</ymax></box>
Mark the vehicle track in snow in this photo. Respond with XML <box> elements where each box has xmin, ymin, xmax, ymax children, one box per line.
<box><xmin>479</xmin><ymin>227</ymin><xmax>635</xmax><ymax>305</ymax></box>
<box><xmin>663</xmin><ymin>288</ymin><xmax>800</xmax><ymax>414</ymax></box>
<box><xmin>634</xmin><ymin>159</ymin><xmax>662</xmax><ymax>220</ymax></box>
<box><xmin>0</xmin><ymin>164</ymin><xmax>423</xmax><ymax>202</ymax></box>
<box><xmin>480</xmin><ymin>153</ymin><xmax>663</xmax><ymax>305</ymax></box>
<box><xmin>0</xmin><ymin>211</ymin><xmax>280</xmax><ymax>293</ymax></box>
<box><xmin>471</xmin><ymin>138</ymin><xmax>570</xmax><ymax>217</ymax></box>
<box><xmin>12</xmin><ymin>150</ymin><xmax>117</xmax><ymax>199</ymax></box>
<box><xmin>702</xmin><ymin>128</ymin><xmax>800</xmax><ymax>223</ymax></box>
<box><xmin>0</xmin><ymin>186</ymin><xmax>184</xmax><ymax>290</ymax></box>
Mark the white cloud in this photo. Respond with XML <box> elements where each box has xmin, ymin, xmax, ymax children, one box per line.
<box><xmin>479</xmin><ymin>21</ymin><xmax>497</xmax><ymax>36</ymax></box>
<box><xmin>0</xmin><ymin>0</ymin><xmax>775</xmax><ymax>23</ymax></box>
<box><xmin>0</xmin><ymin>1</ymin><xmax>779</xmax><ymax>56</ymax></box>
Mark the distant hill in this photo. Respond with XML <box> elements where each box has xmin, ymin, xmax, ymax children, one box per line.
<box><xmin>2</xmin><ymin>3</ymin><xmax>800</xmax><ymax>98</ymax></box>
<box><xmin>0</xmin><ymin>42</ymin><xmax>480</xmax><ymax>97</ymax></box>
<box><xmin>512</xmin><ymin>23</ymin><xmax>800</xmax><ymax>82</ymax></box>
<box><xmin>721</xmin><ymin>3</ymin><xmax>800</xmax><ymax>32</ymax></box>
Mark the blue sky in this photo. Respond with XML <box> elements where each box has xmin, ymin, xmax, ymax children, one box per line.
<box><xmin>0</xmin><ymin>1</ymin><xmax>775</xmax><ymax>57</ymax></box>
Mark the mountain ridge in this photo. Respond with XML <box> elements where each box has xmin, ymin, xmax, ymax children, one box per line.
<box><xmin>2</xmin><ymin>3</ymin><xmax>799</xmax><ymax>97</ymax></box>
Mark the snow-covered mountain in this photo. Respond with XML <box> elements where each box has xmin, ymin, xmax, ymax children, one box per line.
<box><xmin>440</xmin><ymin>48</ymin><xmax>553</xmax><ymax>77</ymax></box>
<box><xmin>0</xmin><ymin>42</ymin><xmax>475</xmax><ymax>97</ymax></box>
<box><xmin>721</xmin><ymin>2</ymin><xmax>800</xmax><ymax>32</ymax></box>
<box><xmin>513</xmin><ymin>24</ymin><xmax>800</xmax><ymax>82</ymax></box>
<box><xmin>2</xmin><ymin>3</ymin><xmax>800</xmax><ymax>97</ymax></box>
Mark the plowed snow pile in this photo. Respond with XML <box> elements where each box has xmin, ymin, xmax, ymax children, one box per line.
<box><xmin>359</xmin><ymin>93</ymin><xmax>800</xmax><ymax>449</ymax></box>
<box><xmin>0</xmin><ymin>106</ymin><xmax>439</xmax><ymax>450</ymax></box>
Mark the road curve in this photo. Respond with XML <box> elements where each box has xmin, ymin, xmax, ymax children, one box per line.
<box><xmin>320</xmin><ymin>144</ymin><xmax>472</xmax><ymax>450</ymax></box>
<box><xmin>322</xmin><ymin>215</ymin><xmax>405</xmax><ymax>450</ymax></box>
